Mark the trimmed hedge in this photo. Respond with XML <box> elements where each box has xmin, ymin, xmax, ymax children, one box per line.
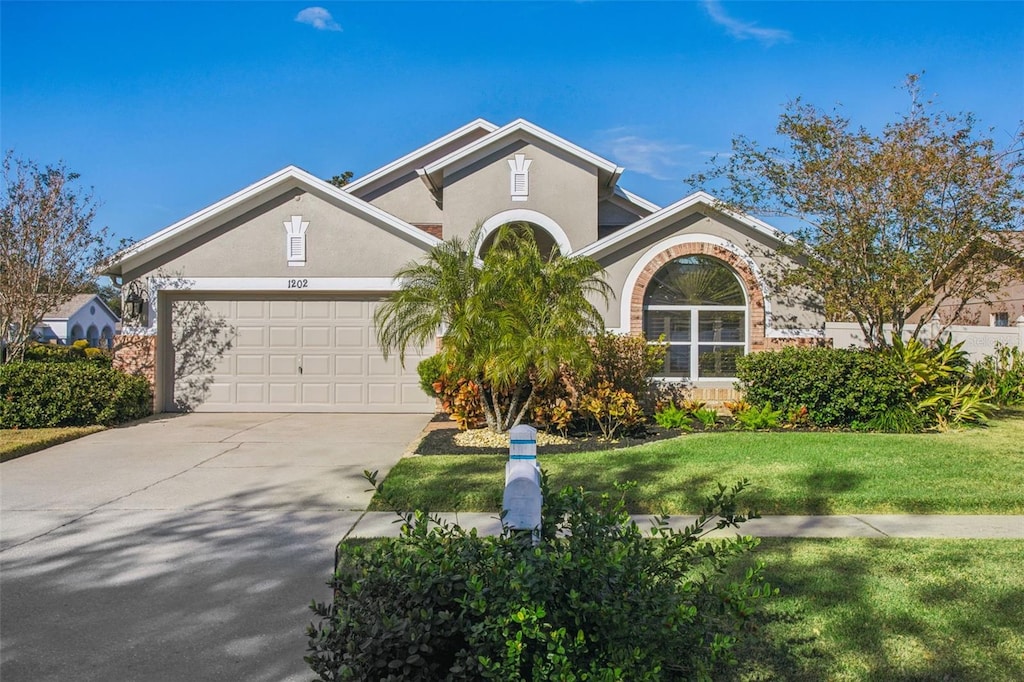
<box><xmin>23</xmin><ymin>341</ymin><xmax>113</xmax><ymax>366</ymax></box>
<box><xmin>0</xmin><ymin>362</ymin><xmax>152</xmax><ymax>428</ymax></box>
<box><xmin>735</xmin><ymin>347</ymin><xmax>910</xmax><ymax>428</ymax></box>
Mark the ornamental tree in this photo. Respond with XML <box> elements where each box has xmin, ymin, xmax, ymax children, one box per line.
<box><xmin>691</xmin><ymin>75</ymin><xmax>1023</xmax><ymax>348</ymax></box>
<box><xmin>1</xmin><ymin>153</ymin><xmax>112</xmax><ymax>362</ymax></box>
<box><xmin>375</xmin><ymin>224</ymin><xmax>610</xmax><ymax>432</ymax></box>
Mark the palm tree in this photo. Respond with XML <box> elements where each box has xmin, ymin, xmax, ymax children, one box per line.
<box><xmin>375</xmin><ymin>223</ymin><xmax>610</xmax><ymax>432</ymax></box>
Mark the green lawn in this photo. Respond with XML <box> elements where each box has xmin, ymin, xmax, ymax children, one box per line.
<box><xmin>371</xmin><ymin>410</ymin><xmax>1024</xmax><ymax>514</ymax></box>
<box><xmin>728</xmin><ymin>538</ymin><xmax>1024</xmax><ymax>681</ymax></box>
<box><xmin>0</xmin><ymin>426</ymin><xmax>105</xmax><ymax>462</ymax></box>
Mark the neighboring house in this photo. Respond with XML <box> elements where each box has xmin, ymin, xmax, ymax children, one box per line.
<box><xmin>908</xmin><ymin>232</ymin><xmax>1024</xmax><ymax>328</ymax></box>
<box><xmin>103</xmin><ymin>118</ymin><xmax>824</xmax><ymax>413</ymax></box>
<box><xmin>35</xmin><ymin>294</ymin><xmax>119</xmax><ymax>348</ymax></box>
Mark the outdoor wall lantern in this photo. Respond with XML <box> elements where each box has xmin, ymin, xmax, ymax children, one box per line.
<box><xmin>123</xmin><ymin>283</ymin><xmax>147</xmax><ymax>327</ymax></box>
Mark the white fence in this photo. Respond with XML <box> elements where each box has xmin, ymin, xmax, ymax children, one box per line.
<box><xmin>826</xmin><ymin>318</ymin><xmax>1024</xmax><ymax>362</ymax></box>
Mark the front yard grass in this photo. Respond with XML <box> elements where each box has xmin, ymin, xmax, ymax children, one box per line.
<box><xmin>371</xmin><ymin>410</ymin><xmax>1024</xmax><ymax>514</ymax></box>
<box><xmin>729</xmin><ymin>538</ymin><xmax>1024</xmax><ymax>681</ymax></box>
<box><xmin>0</xmin><ymin>426</ymin><xmax>105</xmax><ymax>463</ymax></box>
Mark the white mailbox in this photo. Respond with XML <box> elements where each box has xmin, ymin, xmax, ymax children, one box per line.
<box><xmin>503</xmin><ymin>424</ymin><xmax>542</xmax><ymax>540</ymax></box>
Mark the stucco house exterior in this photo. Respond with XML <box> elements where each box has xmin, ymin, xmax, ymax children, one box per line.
<box><xmin>104</xmin><ymin>118</ymin><xmax>824</xmax><ymax>413</ymax></box>
<box><xmin>35</xmin><ymin>293</ymin><xmax>118</xmax><ymax>348</ymax></box>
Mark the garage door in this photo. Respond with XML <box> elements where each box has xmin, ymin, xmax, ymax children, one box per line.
<box><xmin>169</xmin><ymin>296</ymin><xmax>434</xmax><ymax>413</ymax></box>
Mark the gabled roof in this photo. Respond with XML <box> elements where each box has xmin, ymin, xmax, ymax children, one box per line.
<box><xmin>43</xmin><ymin>294</ymin><xmax>117</xmax><ymax>321</ymax></box>
<box><xmin>609</xmin><ymin>186</ymin><xmax>660</xmax><ymax>215</ymax></box>
<box><xmin>576</xmin><ymin>191</ymin><xmax>790</xmax><ymax>260</ymax></box>
<box><xmin>417</xmin><ymin>118</ymin><xmax>625</xmax><ymax>196</ymax></box>
<box><xmin>104</xmin><ymin>166</ymin><xmax>441</xmax><ymax>276</ymax></box>
<box><xmin>344</xmin><ymin>118</ymin><xmax>498</xmax><ymax>197</ymax></box>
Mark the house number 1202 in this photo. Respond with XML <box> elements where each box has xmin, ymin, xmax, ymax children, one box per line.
<box><xmin>287</xmin><ymin>278</ymin><xmax>309</xmax><ymax>289</ymax></box>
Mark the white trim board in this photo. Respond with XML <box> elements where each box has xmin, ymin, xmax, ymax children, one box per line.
<box><xmin>151</xmin><ymin>276</ymin><xmax>400</xmax><ymax>292</ymax></box>
<box><xmin>104</xmin><ymin>166</ymin><xmax>441</xmax><ymax>276</ymax></box>
<box><xmin>419</xmin><ymin>118</ymin><xmax>625</xmax><ymax>194</ymax></box>
<box><xmin>344</xmin><ymin>118</ymin><xmax>498</xmax><ymax>195</ymax></box>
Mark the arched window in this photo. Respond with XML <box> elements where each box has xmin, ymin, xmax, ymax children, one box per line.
<box><xmin>87</xmin><ymin>324</ymin><xmax>100</xmax><ymax>347</ymax></box>
<box><xmin>478</xmin><ymin>222</ymin><xmax>560</xmax><ymax>260</ymax></box>
<box><xmin>642</xmin><ymin>256</ymin><xmax>747</xmax><ymax>379</ymax></box>
<box><xmin>69</xmin><ymin>324</ymin><xmax>84</xmax><ymax>343</ymax></box>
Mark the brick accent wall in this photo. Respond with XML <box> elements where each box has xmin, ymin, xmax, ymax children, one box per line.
<box><xmin>628</xmin><ymin>242</ymin><xmax>768</xmax><ymax>351</ymax></box>
<box><xmin>113</xmin><ymin>334</ymin><xmax>157</xmax><ymax>386</ymax></box>
<box><xmin>413</xmin><ymin>223</ymin><xmax>443</xmax><ymax>238</ymax></box>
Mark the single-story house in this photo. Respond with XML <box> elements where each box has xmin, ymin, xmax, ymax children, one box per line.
<box><xmin>103</xmin><ymin>118</ymin><xmax>824</xmax><ymax>413</ymax></box>
<box><xmin>35</xmin><ymin>293</ymin><xmax>118</xmax><ymax>348</ymax></box>
<box><xmin>907</xmin><ymin>232</ymin><xmax>1024</xmax><ymax>328</ymax></box>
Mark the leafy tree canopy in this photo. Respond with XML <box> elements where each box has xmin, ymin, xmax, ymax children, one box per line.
<box><xmin>691</xmin><ymin>75</ymin><xmax>1024</xmax><ymax>348</ymax></box>
<box><xmin>1</xmin><ymin>152</ymin><xmax>114</xmax><ymax>362</ymax></box>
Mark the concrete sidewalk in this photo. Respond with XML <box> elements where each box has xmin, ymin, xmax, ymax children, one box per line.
<box><xmin>344</xmin><ymin>511</ymin><xmax>1024</xmax><ymax>539</ymax></box>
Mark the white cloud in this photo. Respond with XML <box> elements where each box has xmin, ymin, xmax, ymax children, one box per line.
<box><xmin>295</xmin><ymin>7</ymin><xmax>341</xmax><ymax>32</ymax></box>
<box><xmin>597</xmin><ymin>129</ymin><xmax>692</xmax><ymax>181</ymax></box>
<box><xmin>702</xmin><ymin>0</ymin><xmax>791</xmax><ymax>46</ymax></box>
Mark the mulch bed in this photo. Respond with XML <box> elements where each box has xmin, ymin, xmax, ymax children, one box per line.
<box><xmin>415</xmin><ymin>424</ymin><xmax>690</xmax><ymax>455</ymax></box>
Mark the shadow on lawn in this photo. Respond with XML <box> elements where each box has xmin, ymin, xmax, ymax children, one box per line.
<box><xmin>726</xmin><ymin>539</ymin><xmax>1024</xmax><ymax>681</ymax></box>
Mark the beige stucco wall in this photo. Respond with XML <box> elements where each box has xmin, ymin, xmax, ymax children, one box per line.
<box><xmin>594</xmin><ymin>211</ymin><xmax>823</xmax><ymax>333</ymax></box>
<box><xmin>440</xmin><ymin>140</ymin><xmax>600</xmax><ymax>251</ymax></box>
<box><xmin>123</xmin><ymin>190</ymin><xmax>429</xmax><ymax>283</ymax></box>
<box><xmin>359</xmin><ymin>172</ymin><xmax>442</xmax><ymax>226</ymax></box>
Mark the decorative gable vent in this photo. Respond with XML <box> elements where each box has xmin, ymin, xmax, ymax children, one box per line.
<box><xmin>508</xmin><ymin>154</ymin><xmax>532</xmax><ymax>202</ymax></box>
<box><xmin>284</xmin><ymin>215</ymin><xmax>309</xmax><ymax>266</ymax></box>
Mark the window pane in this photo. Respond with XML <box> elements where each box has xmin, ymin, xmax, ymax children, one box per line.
<box><xmin>698</xmin><ymin>310</ymin><xmax>745</xmax><ymax>342</ymax></box>
<box><xmin>662</xmin><ymin>345</ymin><xmax>692</xmax><ymax>377</ymax></box>
<box><xmin>698</xmin><ymin>345</ymin><xmax>744</xmax><ymax>378</ymax></box>
<box><xmin>644</xmin><ymin>256</ymin><xmax>745</xmax><ymax>306</ymax></box>
<box><xmin>643</xmin><ymin>311</ymin><xmax>691</xmax><ymax>342</ymax></box>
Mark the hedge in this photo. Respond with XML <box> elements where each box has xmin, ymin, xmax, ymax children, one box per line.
<box><xmin>735</xmin><ymin>346</ymin><xmax>911</xmax><ymax>427</ymax></box>
<box><xmin>0</xmin><ymin>362</ymin><xmax>152</xmax><ymax>428</ymax></box>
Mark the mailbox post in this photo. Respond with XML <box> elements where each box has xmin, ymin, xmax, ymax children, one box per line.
<box><xmin>502</xmin><ymin>424</ymin><xmax>542</xmax><ymax>545</ymax></box>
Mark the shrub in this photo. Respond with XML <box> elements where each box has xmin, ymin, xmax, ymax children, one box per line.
<box><xmin>587</xmin><ymin>331</ymin><xmax>666</xmax><ymax>401</ymax></box>
<box><xmin>0</xmin><ymin>362</ymin><xmax>151</xmax><ymax>428</ymax></box>
<box><xmin>578</xmin><ymin>381</ymin><xmax>645</xmax><ymax>440</ymax></box>
<box><xmin>735</xmin><ymin>347</ymin><xmax>910</xmax><ymax>428</ymax></box>
<box><xmin>306</xmin><ymin>475</ymin><xmax>774</xmax><ymax>681</ymax></box>
<box><xmin>917</xmin><ymin>383</ymin><xmax>997</xmax><ymax>430</ymax></box>
<box><xmin>693</xmin><ymin>407</ymin><xmax>721</xmax><ymax>430</ymax></box>
<box><xmin>866</xmin><ymin>406</ymin><xmax>924</xmax><ymax>433</ymax></box>
<box><xmin>723</xmin><ymin>399</ymin><xmax>751</xmax><ymax>416</ymax></box>
<box><xmin>23</xmin><ymin>341</ymin><xmax>112</xmax><ymax>366</ymax></box>
<box><xmin>417</xmin><ymin>354</ymin><xmax>446</xmax><ymax>397</ymax></box>
<box><xmin>417</xmin><ymin>357</ymin><xmax>486</xmax><ymax>430</ymax></box>
<box><xmin>885</xmin><ymin>335</ymin><xmax>998</xmax><ymax>429</ymax></box>
<box><xmin>734</xmin><ymin>402</ymin><xmax>783</xmax><ymax>431</ymax></box>
<box><xmin>646</xmin><ymin>379</ymin><xmax>692</xmax><ymax>414</ymax></box>
<box><xmin>653</xmin><ymin>403</ymin><xmax>693</xmax><ymax>430</ymax></box>
<box><xmin>970</xmin><ymin>343</ymin><xmax>1024</xmax><ymax>407</ymax></box>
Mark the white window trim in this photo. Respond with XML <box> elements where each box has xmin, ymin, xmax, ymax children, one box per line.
<box><xmin>644</xmin><ymin>304</ymin><xmax>749</xmax><ymax>381</ymax></box>
<box><xmin>477</xmin><ymin>209</ymin><xmax>572</xmax><ymax>256</ymax></box>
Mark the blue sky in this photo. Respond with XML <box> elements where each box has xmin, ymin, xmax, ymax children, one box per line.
<box><xmin>2</xmin><ymin>1</ymin><xmax>1022</xmax><ymax>245</ymax></box>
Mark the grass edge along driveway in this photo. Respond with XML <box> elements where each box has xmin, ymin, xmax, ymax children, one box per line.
<box><xmin>0</xmin><ymin>426</ymin><xmax>105</xmax><ymax>463</ymax></box>
<box><xmin>372</xmin><ymin>412</ymin><xmax>1024</xmax><ymax>515</ymax></box>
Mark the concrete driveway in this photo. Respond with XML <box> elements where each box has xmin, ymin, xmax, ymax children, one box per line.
<box><xmin>0</xmin><ymin>412</ymin><xmax>429</xmax><ymax>682</ymax></box>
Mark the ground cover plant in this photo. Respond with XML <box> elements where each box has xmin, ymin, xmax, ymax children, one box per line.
<box><xmin>0</xmin><ymin>425</ymin><xmax>105</xmax><ymax>462</ymax></box>
<box><xmin>308</xmin><ymin>476</ymin><xmax>773</xmax><ymax>681</ymax></box>
<box><xmin>727</xmin><ymin>538</ymin><xmax>1024</xmax><ymax>681</ymax></box>
<box><xmin>373</xmin><ymin>409</ymin><xmax>1024</xmax><ymax>515</ymax></box>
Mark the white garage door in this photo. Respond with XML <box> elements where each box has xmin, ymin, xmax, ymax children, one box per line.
<box><xmin>169</xmin><ymin>296</ymin><xmax>434</xmax><ymax>413</ymax></box>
